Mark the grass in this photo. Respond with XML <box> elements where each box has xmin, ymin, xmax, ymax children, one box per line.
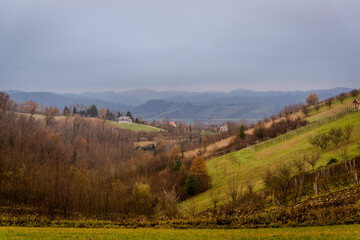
<box><xmin>306</xmin><ymin>96</ymin><xmax>355</xmax><ymax>123</ymax></box>
<box><xmin>108</xmin><ymin>121</ymin><xmax>165</xmax><ymax>132</ymax></box>
<box><xmin>1</xmin><ymin>225</ymin><xmax>360</xmax><ymax>239</ymax></box>
<box><xmin>181</xmin><ymin>105</ymin><xmax>360</xmax><ymax>212</ymax></box>
<box><xmin>16</xmin><ymin>112</ymin><xmax>165</xmax><ymax>133</ymax></box>
<box><xmin>202</xmin><ymin>130</ymin><xmax>220</xmax><ymax>136</ymax></box>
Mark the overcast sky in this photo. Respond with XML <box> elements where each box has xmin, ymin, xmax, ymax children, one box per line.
<box><xmin>0</xmin><ymin>0</ymin><xmax>359</xmax><ymax>93</ymax></box>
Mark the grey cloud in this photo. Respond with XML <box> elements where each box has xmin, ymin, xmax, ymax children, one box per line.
<box><xmin>0</xmin><ymin>0</ymin><xmax>359</xmax><ymax>92</ymax></box>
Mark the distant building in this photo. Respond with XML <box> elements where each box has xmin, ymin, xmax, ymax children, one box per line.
<box><xmin>139</xmin><ymin>120</ymin><xmax>147</xmax><ymax>125</ymax></box>
<box><xmin>118</xmin><ymin>116</ymin><xmax>132</xmax><ymax>124</ymax></box>
<box><xmin>219</xmin><ymin>123</ymin><xmax>228</xmax><ymax>133</ymax></box>
<box><xmin>353</xmin><ymin>99</ymin><xmax>360</xmax><ymax>110</ymax></box>
<box><xmin>169</xmin><ymin>121</ymin><xmax>177</xmax><ymax>127</ymax></box>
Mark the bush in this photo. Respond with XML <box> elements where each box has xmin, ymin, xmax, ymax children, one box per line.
<box><xmin>309</xmin><ymin>133</ymin><xmax>329</xmax><ymax>151</ymax></box>
<box><xmin>132</xmin><ymin>183</ymin><xmax>154</xmax><ymax>216</ymax></box>
<box><xmin>328</xmin><ymin>127</ymin><xmax>343</xmax><ymax>146</ymax></box>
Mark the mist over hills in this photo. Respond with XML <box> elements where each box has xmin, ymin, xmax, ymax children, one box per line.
<box><xmin>4</xmin><ymin>87</ymin><xmax>351</xmax><ymax>123</ymax></box>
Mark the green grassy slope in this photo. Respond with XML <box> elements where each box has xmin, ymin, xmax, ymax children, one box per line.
<box><xmin>1</xmin><ymin>225</ymin><xmax>360</xmax><ymax>240</ymax></box>
<box><xmin>17</xmin><ymin>113</ymin><xmax>165</xmax><ymax>133</ymax></box>
<box><xmin>181</xmin><ymin>99</ymin><xmax>360</xmax><ymax>212</ymax></box>
<box><xmin>108</xmin><ymin>121</ymin><xmax>165</xmax><ymax>132</ymax></box>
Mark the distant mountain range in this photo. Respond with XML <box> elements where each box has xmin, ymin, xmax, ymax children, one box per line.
<box><xmin>3</xmin><ymin>88</ymin><xmax>351</xmax><ymax>123</ymax></box>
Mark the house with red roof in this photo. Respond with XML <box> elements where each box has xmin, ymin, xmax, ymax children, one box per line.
<box><xmin>169</xmin><ymin>121</ymin><xmax>177</xmax><ymax>127</ymax></box>
<box><xmin>353</xmin><ymin>99</ymin><xmax>360</xmax><ymax>110</ymax></box>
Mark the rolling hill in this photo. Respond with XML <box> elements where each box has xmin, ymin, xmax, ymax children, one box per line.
<box><xmin>181</xmin><ymin>97</ymin><xmax>360</xmax><ymax>211</ymax></box>
<box><xmin>3</xmin><ymin>88</ymin><xmax>350</xmax><ymax>123</ymax></box>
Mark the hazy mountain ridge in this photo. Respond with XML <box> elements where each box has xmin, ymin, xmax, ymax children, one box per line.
<box><xmin>3</xmin><ymin>87</ymin><xmax>351</xmax><ymax>123</ymax></box>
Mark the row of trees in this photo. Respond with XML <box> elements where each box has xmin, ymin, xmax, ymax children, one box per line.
<box><xmin>21</xmin><ymin>99</ymin><xmax>139</xmax><ymax>123</ymax></box>
<box><xmin>64</xmin><ymin>105</ymin><xmax>135</xmax><ymax>122</ymax></box>
<box><xmin>308</xmin><ymin>125</ymin><xmax>353</xmax><ymax>151</ymax></box>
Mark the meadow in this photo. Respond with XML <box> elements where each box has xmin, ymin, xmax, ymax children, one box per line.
<box><xmin>1</xmin><ymin>225</ymin><xmax>360</xmax><ymax>240</ymax></box>
<box><xmin>181</xmin><ymin>98</ymin><xmax>360</xmax><ymax>211</ymax></box>
<box><xmin>108</xmin><ymin>121</ymin><xmax>165</xmax><ymax>132</ymax></box>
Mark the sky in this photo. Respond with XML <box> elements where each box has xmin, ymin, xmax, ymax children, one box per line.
<box><xmin>0</xmin><ymin>0</ymin><xmax>359</xmax><ymax>93</ymax></box>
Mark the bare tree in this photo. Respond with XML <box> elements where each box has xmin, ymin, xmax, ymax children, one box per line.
<box><xmin>158</xmin><ymin>186</ymin><xmax>179</xmax><ymax>218</ymax></box>
<box><xmin>24</xmin><ymin>99</ymin><xmax>38</xmax><ymax>116</ymax></box>
<box><xmin>350</xmin><ymin>89</ymin><xmax>359</xmax><ymax>98</ymax></box>
<box><xmin>325</xmin><ymin>98</ymin><xmax>333</xmax><ymax>108</ymax></box>
<box><xmin>306</xmin><ymin>152</ymin><xmax>320</xmax><ymax>170</ymax></box>
<box><xmin>209</xmin><ymin>188</ymin><xmax>220</xmax><ymax>209</ymax></box>
<box><xmin>337</xmin><ymin>93</ymin><xmax>346</xmax><ymax>103</ymax></box>
<box><xmin>226</xmin><ymin>174</ymin><xmax>242</xmax><ymax>205</ymax></box>
<box><xmin>187</xmin><ymin>199</ymin><xmax>197</xmax><ymax>217</ymax></box>
<box><xmin>306</xmin><ymin>93</ymin><xmax>319</xmax><ymax>106</ymax></box>
<box><xmin>270</xmin><ymin>115</ymin><xmax>276</xmax><ymax>127</ymax></box>
<box><xmin>293</xmin><ymin>157</ymin><xmax>305</xmax><ymax>175</ymax></box>
<box><xmin>254</xmin><ymin>121</ymin><xmax>266</xmax><ymax>141</ymax></box>
<box><xmin>301</xmin><ymin>104</ymin><xmax>309</xmax><ymax>117</ymax></box>
<box><xmin>343</xmin><ymin>124</ymin><xmax>354</xmax><ymax>142</ymax></box>
<box><xmin>202</xmin><ymin>135</ymin><xmax>208</xmax><ymax>153</ymax></box>
<box><xmin>43</xmin><ymin>106</ymin><xmax>60</xmax><ymax>127</ymax></box>
<box><xmin>0</xmin><ymin>92</ymin><xmax>9</xmax><ymax>111</ymax></box>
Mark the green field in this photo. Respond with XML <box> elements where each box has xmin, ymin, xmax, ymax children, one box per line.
<box><xmin>108</xmin><ymin>121</ymin><xmax>165</xmax><ymax>132</ymax></box>
<box><xmin>1</xmin><ymin>225</ymin><xmax>359</xmax><ymax>239</ymax></box>
<box><xmin>16</xmin><ymin>113</ymin><xmax>165</xmax><ymax>133</ymax></box>
<box><xmin>181</xmin><ymin>102</ymin><xmax>360</xmax><ymax>211</ymax></box>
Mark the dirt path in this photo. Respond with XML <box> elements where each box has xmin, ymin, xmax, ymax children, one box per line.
<box><xmin>184</xmin><ymin>115</ymin><xmax>300</xmax><ymax>158</ymax></box>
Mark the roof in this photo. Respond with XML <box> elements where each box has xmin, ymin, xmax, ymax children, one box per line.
<box><xmin>118</xmin><ymin>116</ymin><xmax>131</xmax><ymax>120</ymax></box>
<box><xmin>353</xmin><ymin>99</ymin><xmax>360</xmax><ymax>104</ymax></box>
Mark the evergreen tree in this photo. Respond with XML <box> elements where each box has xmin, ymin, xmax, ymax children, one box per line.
<box><xmin>88</xmin><ymin>105</ymin><xmax>98</xmax><ymax>117</ymax></box>
<box><xmin>185</xmin><ymin>175</ymin><xmax>199</xmax><ymax>195</ymax></box>
<box><xmin>238</xmin><ymin>125</ymin><xmax>245</xmax><ymax>140</ymax></box>
<box><xmin>63</xmin><ymin>106</ymin><xmax>70</xmax><ymax>116</ymax></box>
<box><xmin>73</xmin><ymin>106</ymin><xmax>77</xmax><ymax>115</ymax></box>
<box><xmin>174</xmin><ymin>157</ymin><xmax>182</xmax><ymax>171</ymax></box>
<box><xmin>106</xmin><ymin>109</ymin><xmax>115</xmax><ymax>121</ymax></box>
<box><xmin>126</xmin><ymin>111</ymin><xmax>133</xmax><ymax>121</ymax></box>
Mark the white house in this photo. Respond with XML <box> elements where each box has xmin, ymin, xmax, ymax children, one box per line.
<box><xmin>118</xmin><ymin>116</ymin><xmax>132</xmax><ymax>124</ymax></box>
<box><xmin>219</xmin><ymin>123</ymin><xmax>228</xmax><ymax>133</ymax></box>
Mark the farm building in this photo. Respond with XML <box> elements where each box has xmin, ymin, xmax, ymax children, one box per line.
<box><xmin>118</xmin><ymin>116</ymin><xmax>133</xmax><ymax>124</ymax></box>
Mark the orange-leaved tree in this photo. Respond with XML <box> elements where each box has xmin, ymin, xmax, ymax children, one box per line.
<box><xmin>190</xmin><ymin>156</ymin><xmax>208</xmax><ymax>176</ymax></box>
<box><xmin>190</xmin><ymin>156</ymin><xmax>211</xmax><ymax>193</ymax></box>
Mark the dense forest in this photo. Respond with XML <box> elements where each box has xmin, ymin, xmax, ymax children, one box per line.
<box><xmin>0</xmin><ymin>92</ymin><xmax>211</xmax><ymax>218</ymax></box>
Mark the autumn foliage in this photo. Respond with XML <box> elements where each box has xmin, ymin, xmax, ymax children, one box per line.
<box><xmin>0</xmin><ymin>96</ymin><xmax>211</xmax><ymax>218</ymax></box>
